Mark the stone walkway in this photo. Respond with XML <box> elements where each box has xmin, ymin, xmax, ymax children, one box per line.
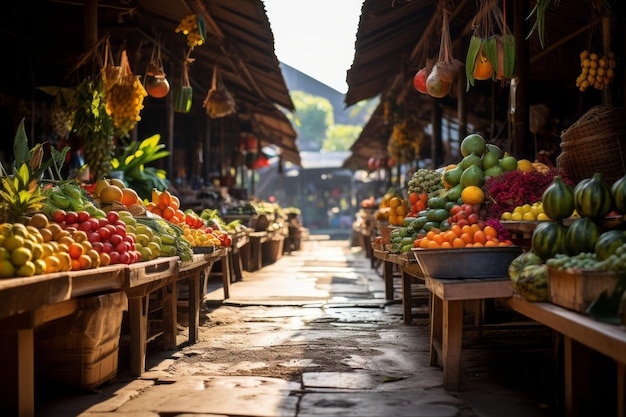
<box><xmin>37</xmin><ymin>236</ymin><xmax>558</xmax><ymax>417</ymax></box>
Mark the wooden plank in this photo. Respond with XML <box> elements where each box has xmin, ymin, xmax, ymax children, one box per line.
<box><xmin>128</xmin><ymin>296</ymin><xmax>148</xmax><ymax>377</ymax></box>
<box><xmin>426</xmin><ymin>277</ymin><xmax>513</xmax><ymax>301</ymax></box>
<box><xmin>507</xmin><ymin>295</ymin><xmax>626</xmax><ymax>364</ymax></box>
<box><xmin>70</xmin><ymin>264</ymin><xmax>125</xmax><ymax>297</ymax></box>
<box><xmin>0</xmin><ymin>274</ymin><xmax>71</xmax><ymax>321</ymax></box>
<box><xmin>126</xmin><ymin>257</ymin><xmax>179</xmax><ymax>288</ymax></box>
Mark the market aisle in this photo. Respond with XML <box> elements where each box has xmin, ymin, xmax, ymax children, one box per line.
<box><xmin>36</xmin><ymin>237</ymin><xmax>556</xmax><ymax>417</ymax></box>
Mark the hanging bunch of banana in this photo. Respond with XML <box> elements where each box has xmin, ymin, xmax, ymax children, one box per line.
<box><xmin>103</xmin><ymin>51</ymin><xmax>148</xmax><ymax>138</ymax></box>
<box><xmin>72</xmin><ymin>77</ymin><xmax>116</xmax><ymax>182</ymax></box>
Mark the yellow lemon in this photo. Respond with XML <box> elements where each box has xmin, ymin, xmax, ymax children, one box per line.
<box><xmin>33</xmin><ymin>259</ymin><xmax>47</xmax><ymax>275</ymax></box>
<box><xmin>501</xmin><ymin>212</ymin><xmax>512</xmax><ymax>220</ymax></box>
<box><xmin>511</xmin><ymin>212</ymin><xmax>524</xmax><ymax>221</ymax></box>
<box><xmin>11</xmin><ymin>247</ymin><xmax>33</xmax><ymax>266</ymax></box>
<box><xmin>3</xmin><ymin>235</ymin><xmax>24</xmax><ymax>252</ymax></box>
<box><xmin>0</xmin><ymin>259</ymin><xmax>15</xmax><ymax>278</ymax></box>
<box><xmin>536</xmin><ymin>213</ymin><xmax>551</xmax><ymax>221</ymax></box>
<box><xmin>16</xmin><ymin>261</ymin><xmax>36</xmax><ymax>277</ymax></box>
<box><xmin>522</xmin><ymin>212</ymin><xmax>536</xmax><ymax>221</ymax></box>
<box><xmin>0</xmin><ymin>247</ymin><xmax>10</xmax><ymax>261</ymax></box>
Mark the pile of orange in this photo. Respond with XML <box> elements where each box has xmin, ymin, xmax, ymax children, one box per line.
<box><xmin>145</xmin><ymin>189</ymin><xmax>186</xmax><ymax>224</ymax></box>
<box><xmin>414</xmin><ymin>224</ymin><xmax>512</xmax><ymax>249</ymax></box>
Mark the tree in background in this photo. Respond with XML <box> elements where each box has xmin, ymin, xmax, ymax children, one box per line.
<box><xmin>288</xmin><ymin>90</ymin><xmax>374</xmax><ymax>152</ymax></box>
<box><xmin>288</xmin><ymin>91</ymin><xmax>333</xmax><ymax>151</ymax></box>
<box><xmin>323</xmin><ymin>124</ymin><xmax>362</xmax><ymax>151</ymax></box>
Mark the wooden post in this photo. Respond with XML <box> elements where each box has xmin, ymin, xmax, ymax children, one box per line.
<box><xmin>431</xmin><ymin>99</ymin><xmax>443</xmax><ymax>168</ymax></box>
<box><xmin>83</xmin><ymin>0</ymin><xmax>98</xmax><ymax>51</ymax></box>
<box><xmin>457</xmin><ymin>70</ymin><xmax>467</xmax><ymax>153</ymax></box>
<box><xmin>513</xmin><ymin>0</ymin><xmax>530</xmax><ymax>159</ymax></box>
<box><xmin>602</xmin><ymin>16</ymin><xmax>612</xmax><ymax>106</ymax></box>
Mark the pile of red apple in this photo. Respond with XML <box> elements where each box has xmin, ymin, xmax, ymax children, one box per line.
<box><xmin>53</xmin><ymin>209</ymin><xmax>140</xmax><ymax>265</ymax></box>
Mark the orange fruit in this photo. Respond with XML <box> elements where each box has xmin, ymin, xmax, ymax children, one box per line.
<box><xmin>461</xmin><ymin>185</ymin><xmax>485</xmax><ymax>205</ymax></box>
<box><xmin>162</xmin><ymin>206</ymin><xmax>175</xmax><ymax>220</ymax></box>
<box><xmin>170</xmin><ymin>195</ymin><xmax>181</xmax><ymax>210</ymax></box>
<box><xmin>452</xmin><ymin>237</ymin><xmax>465</xmax><ymax>248</ymax></box>
<box><xmin>68</xmin><ymin>242</ymin><xmax>84</xmax><ymax>260</ymax></box>
<box><xmin>483</xmin><ymin>225</ymin><xmax>498</xmax><ymax>239</ymax></box>
<box><xmin>473</xmin><ymin>230</ymin><xmax>487</xmax><ymax>245</ymax></box>
<box><xmin>99</xmin><ymin>185</ymin><xmax>124</xmax><ymax>204</ymax></box>
<box><xmin>121</xmin><ymin>188</ymin><xmax>140</xmax><ymax>207</ymax></box>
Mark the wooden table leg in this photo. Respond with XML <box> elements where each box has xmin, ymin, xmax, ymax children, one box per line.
<box><xmin>618</xmin><ymin>362</ymin><xmax>625</xmax><ymax>417</ymax></box>
<box><xmin>128</xmin><ymin>295</ymin><xmax>148</xmax><ymax>377</ymax></box>
<box><xmin>442</xmin><ymin>299</ymin><xmax>463</xmax><ymax>391</ymax></box>
<box><xmin>384</xmin><ymin>260</ymin><xmax>394</xmax><ymax>300</ymax></box>
<box><xmin>401</xmin><ymin>270</ymin><xmax>412</xmax><ymax>324</ymax></box>
<box><xmin>188</xmin><ymin>270</ymin><xmax>201</xmax><ymax>345</ymax></box>
<box><xmin>161</xmin><ymin>281</ymin><xmax>177</xmax><ymax>350</ymax></box>
<box><xmin>221</xmin><ymin>254</ymin><xmax>231</xmax><ymax>299</ymax></box>
<box><xmin>429</xmin><ymin>294</ymin><xmax>442</xmax><ymax>366</ymax></box>
<box><xmin>564</xmin><ymin>336</ymin><xmax>592</xmax><ymax>417</ymax></box>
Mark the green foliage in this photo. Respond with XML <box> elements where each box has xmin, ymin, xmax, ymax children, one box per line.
<box><xmin>288</xmin><ymin>91</ymin><xmax>334</xmax><ymax>150</ymax></box>
<box><xmin>111</xmin><ymin>134</ymin><xmax>170</xmax><ymax>200</ymax></box>
<box><xmin>322</xmin><ymin>124</ymin><xmax>362</xmax><ymax>151</ymax></box>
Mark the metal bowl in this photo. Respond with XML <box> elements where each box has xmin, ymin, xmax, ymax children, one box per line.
<box><xmin>412</xmin><ymin>246</ymin><xmax>523</xmax><ymax>279</ymax></box>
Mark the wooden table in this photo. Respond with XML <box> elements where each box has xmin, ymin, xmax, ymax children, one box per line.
<box><xmin>423</xmin><ymin>276</ymin><xmax>514</xmax><ymax>391</ymax></box>
<box><xmin>229</xmin><ymin>230</ymin><xmax>250</xmax><ymax>282</ymax></box>
<box><xmin>375</xmin><ymin>250</ymin><xmax>426</xmax><ymax>324</ymax></box>
<box><xmin>175</xmin><ymin>247</ymin><xmax>229</xmax><ymax>345</ymax></box>
<box><xmin>508</xmin><ymin>295</ymin><xmax>626</xmax><ymax>417</ymax></box>
<box><xmin>123</xmin><ymin>257</ymin><xmax>179</xmax><ymax>376</ymax></box>
<box><xmin>245</xmin><ymin>231</ymin><xmax>268</xmax><ymax>272</ymax></box>
<box><xmin>0</xmin><ymin>272</ymin><xmax>72</xmax><ymax>417</ymax></box>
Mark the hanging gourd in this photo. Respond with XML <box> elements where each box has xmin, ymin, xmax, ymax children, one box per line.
<box><xmin>427</xmin><ymin>6</ymin><xmax>462</xmax><ymax>98</ymax></box>
<box><xmin>145</xmin><ymin>41</ymin><xmax>170</xmax><ymax>99</ymax></box>
<box><xmin>174</xmin><ymin>55</ymin><xmax>193</xmax><ymax>113</ymax></box>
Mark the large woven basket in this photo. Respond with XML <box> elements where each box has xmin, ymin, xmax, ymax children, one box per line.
<box><xmin>557</xmin><ymin>105</ymin><xmax>626</xmax><ymax>184</ymax></box>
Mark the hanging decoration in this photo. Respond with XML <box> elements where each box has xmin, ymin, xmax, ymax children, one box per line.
<box><xmin>203</xmin><ymin>64</ymin><xmax>237</xmax><ymax>118</ymax></box>
<box><xmin>144</xmin><ymin>41</ymin><xmax>170</xmax><ymax>98</ymax></box>
<box><xmin>174</xmin><ymin>55</ymin><xmax>193</xmax><ymax>113</ymax></box>
<box><xmin>102</xmin><ymin>46</ymin><xmax>148</xmax><ymax>137</ymax></box>
<box><xmin>175</xmin><ymin>14</ymin><xmax>206</xmax><ymax>48</ymax></box>
<box><xmin>387</xmin><ymin>120</ymin><xmax>423</xmax><ymax>165</ymax></box>
<box><xmin>465</xmin><ymin>0</ymin><xmax>515</xmax><ymax>90</ymax></box>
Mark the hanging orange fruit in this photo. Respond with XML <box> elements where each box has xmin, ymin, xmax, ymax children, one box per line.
<box><xmin>473</xmin><ymin>46</ymin><xmax>494</xmax><ymax>81</ymax></box>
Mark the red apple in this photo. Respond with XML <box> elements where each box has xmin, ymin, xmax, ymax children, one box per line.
<box><xmin>65</xmin><ymin>211</ymin><xmax>79</xmax><ymax>224</ymax></box>
<box><xmin>77</xmin><ymin>211</ymin><xmax>90</xmax><ymax>223</ymax></box>
<box><xmin>52</xmin><ymin>210</ymin><xmax>66</xmax><ymax>223</ymax></box>
<box><xmin>102</xmin><ymin>242</ymin><xmax>113</xmax><ymax>254</ymax></box>
<box><xmin>88</xmin><ymin>232</ymin><xmax>102</xmax><ymax>243</ymax></box>
<box><xmin>106</xmin><ymin>211</ymin><xmax>120</xmax><ymax>223</ymax></box>
<box><xmin>78</xmin><ymin>221</ymin><xmax>93</xmax><ymax>233</ymax></box>
<box><xmin>109</xmin><ymin>251</ymin><xmax>120</xmax><ymax>264</ymax></box>
<box><xmin>109</xmin><ymin>234</ymin><xmax>123</xmax><ymax>246</ymax></box>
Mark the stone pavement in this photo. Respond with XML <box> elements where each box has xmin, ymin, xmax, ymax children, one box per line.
<box><xmin>36</xmin><ymin>235</ymin><xmax>558</xmax><ymax>417</ymax></box>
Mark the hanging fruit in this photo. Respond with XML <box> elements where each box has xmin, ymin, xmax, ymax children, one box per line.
<box><xmin>575</xmin><ymin>50</ymin><xmax>616</xmax><ymax>92</ymax></box>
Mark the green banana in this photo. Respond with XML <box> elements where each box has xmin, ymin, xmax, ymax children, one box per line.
<box><xmin>50</xmin><ymin>192</ymin><xmax>71</xmax><ymax>209</ymax></box>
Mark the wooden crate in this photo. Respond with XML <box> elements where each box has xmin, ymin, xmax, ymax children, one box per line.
<box><xmin>548</xmin><ymin>267</ymin><xmax>620</xmax><ymax>313</ymax></box>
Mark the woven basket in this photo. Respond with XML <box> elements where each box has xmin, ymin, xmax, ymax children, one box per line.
<box><xmin>557</xmin><ymin>105</ymin><xmax>626</xmax><ymax>184</ymax></box>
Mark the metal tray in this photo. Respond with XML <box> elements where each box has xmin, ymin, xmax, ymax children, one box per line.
<box><xmin>412</xmin><ymin>246</ymin><xmax>523</xmax><ymax>279</ymax></box>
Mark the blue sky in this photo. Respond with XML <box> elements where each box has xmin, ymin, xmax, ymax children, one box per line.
<box><xmin>263</xmin><ymin>0</ymin><xmax>363</xmax><ymax>93</ymax></box>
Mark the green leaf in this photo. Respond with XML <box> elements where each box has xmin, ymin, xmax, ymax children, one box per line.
<box><xmin>13</xmin><ymin>119</ymin><xmax>31</xmax><ymax>169</ymax></box>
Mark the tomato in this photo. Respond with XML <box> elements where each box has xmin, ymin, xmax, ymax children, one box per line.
<box><xmin>409</xmin><ymin>192</ymin><xmax>419</xmax><ymax>205</ymax></box>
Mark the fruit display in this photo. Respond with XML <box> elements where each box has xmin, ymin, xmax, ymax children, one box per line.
<box><xmin>575</xmin><ymin>50</ymin><xmax>616</xmax><ymax>92</ymax></box>
<box><xmin>500</xmin><ymin>202</ymin><xmax>550</xmax><ymax>221</ymax></box>
<box><xmin>407</xmin><ymin>169</ymin><xmax>444</xmax><ymax>195</ymax></box>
